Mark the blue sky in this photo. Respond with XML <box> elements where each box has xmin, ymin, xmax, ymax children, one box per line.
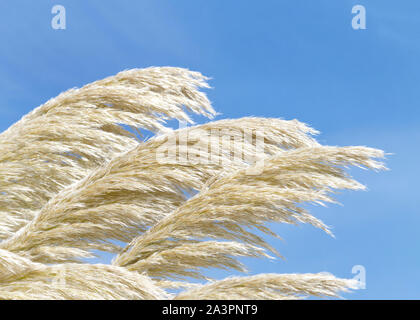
<box><xmin>0</xmin><ymin>0</ymin><xmax>419</xmax><ymax>299</ymax></box>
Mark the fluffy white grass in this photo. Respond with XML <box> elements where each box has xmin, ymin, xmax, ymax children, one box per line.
<box><xmin>113</xmin><ymin>146</ymin><xmax>385</xmax><ymax>282</ymax></box>
<box><xmin>0</xmin><ymin>67</ymin><xmax>386</xmax><ymax>300</ymax></box>
<box><xmin>0</xmin><ymin>67</ymin><xmax>215</xmax><ymax>240</ymax></box>
<box><xmin>175</xmin><ymin>273</ymin><xmax>360</xmax><ymax>300</ymax></box>
<box><xmin>0</xmin><ymin>118</ymin><xmax>319</xmax><ymax>263</ymax></box>
<box><xmin>0</xmin><ymin>249</ymin><xmax>167</xmax><ymax>300</ymax></box>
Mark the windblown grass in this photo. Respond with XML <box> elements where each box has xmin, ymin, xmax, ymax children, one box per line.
<box><xmin>175</xmin><ymin>273</ymin><xmax>360</xmax><ymax>300</ymax></box>
<box><xmin>0</xmin><ymin>117</ymin><xmax>319</xmax><ymax>263</ymax></box>
<box><xmin>113</xmin><ymin>146</ymin><xmax>385</xmax><ymax>284</ymax></box>
<box><xmin>0</xmin><ymin>67</ymin><xmax>386</xmax><ymax>300</ymax></box>
<box><xmin>0</xmin><ymin>249</ymin><xmax>167</xmax><ymax>300</ymax></box>
<box><xmin>0</xmin><ymin>67</ymin><xmax>214</xmax><ymax>240</ymax></box>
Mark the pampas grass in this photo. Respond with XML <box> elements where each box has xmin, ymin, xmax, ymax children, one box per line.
<box><xmin>0</xmin><ymin>67</ymin><xmax>386</xmax><ymax>300</ymax></box>
<box><xmin>175</xmin><ymin>273</ymin><xmax>360</xmax><ymax>300</ymax></box>
<box><xmin>0</xmin><ymin>117</ymin><xmax>319</xmax><ymax>263</ymax></box>
<box><xmin>113</xmin><ymin>146</ymin><xmax>385</xmax><ymax>283</ymax></box>
<box><xmin>0</xmin><ymin>249</ymin><xmax>168</xmax><ymax>300</ymax></box>
<box><xmin>0</xmin><ymin>67</ymin><xmax>215</xmax><ymax>240</ymax></box>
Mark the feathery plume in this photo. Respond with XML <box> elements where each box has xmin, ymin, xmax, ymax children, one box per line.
<box><xmin>113</xmin><ymin>146</ymin><xmax>385</xmax><ymax>281</ymax></box>
<box><xmin>0</xmin><ymin>249</ymin><xmax>168</xmax><ymax>300</ymax></box>
<box><xmin>0</xmin><ymin>67</ymin><xmax>215</xmax><ymax>240</ymax></box>
<box><xmin>0</xmin><ymin>66</ymin><xmax>387</xmax><ymax>300</ymax></box>
<box><xmin>175</xmin><ymin>273</ymin><xmax>360</xmax><ymax>300</ymax></box>
<box><xmin>0</xmin><ymin>118</ymin><xmax>318</xmax><ymax>263</ymax></box>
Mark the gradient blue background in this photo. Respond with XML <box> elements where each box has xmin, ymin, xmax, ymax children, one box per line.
<box><xmin>0</xmin><ymin>1</ymin><xmax>418</xmax><ymax>299</ymax></box>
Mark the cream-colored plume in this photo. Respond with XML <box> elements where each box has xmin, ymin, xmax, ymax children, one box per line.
<box><xmin>0</xmin><ymin>118</ymin><xmax>319</xmax><ymax>263</ymax></box>
<box><xmin>0</xmin><ymin>67</ymin><xmax>215</xmax><ymax>240</ymax></box>
<box><xmin>0</xmin><ymin>249</ymin><xmax>168</xmax><ymax>300</ymax></box>
<box><xmin>175</xmin><ymin>273</ymin><xmax>360</xmax><ymax>300</ymax></box>
<box><xmin>0</xmin><ymin>67</ymin><xmax>386</xmax><ymax>300</ymax></box>
<box><xmin>113</xmin><ymin>146</ymin><xmax>385</xmax><ymax>282</ymax></box>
